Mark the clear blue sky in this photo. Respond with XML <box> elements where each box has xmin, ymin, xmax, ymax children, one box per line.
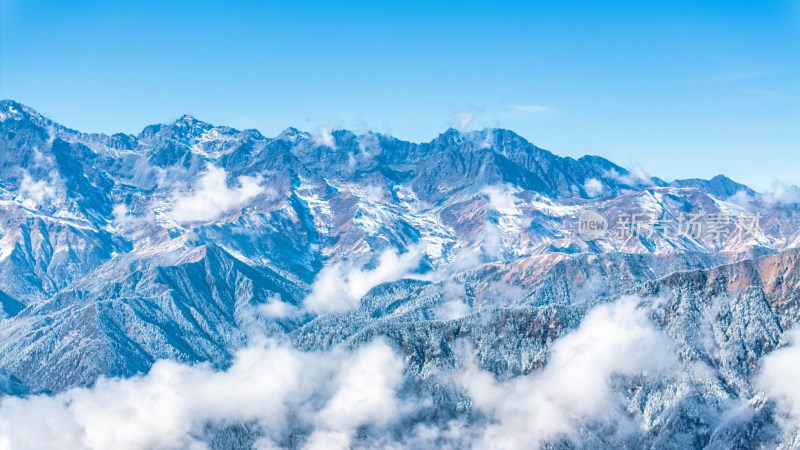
<box><xmin>1</xmin><ymin>0</ymin><xmax>798</xmax><ymax>189</ymax></box>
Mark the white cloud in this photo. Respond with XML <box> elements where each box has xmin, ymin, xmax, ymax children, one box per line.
<box><xmin>356</xmin><ymin>132</ymin><xmax>381</xmax><ymax>158</ymax></box>
<box><xmin>606</xmin><ymin>166</ymin><xmax>653</xmax><ymax>187</ymax></box>
<box><xmin>453</xmin><ymin>104</ymin><xmax>554</xmax><ymax>131</ymax></box>
<box><xmin>111</xmin><ymin>204</ymin><xmax>129</xmax><ymax>224</ymax></box>
<box><xmin>479</xmin><ymin>221</ymin><xmax>503</xmax><ymax>261</ymax></box>
<box><xmin>312</xmin><ymin>122</ymin><xmax>337</xmax><ymax>148</ymax></box>
<box><xmin>310</xmin><ymin>340</ymin><xmax>405</xmax><ymax>438</ymax></box>
<box><xmin>236</xmin><ymin>293</ymin><xmax>297</xmax><ymax>321</ymax></box>
<box><xmin>458</xmin><ymin>112</ymin><xmax>473</xmax><ymax>129</ymax></box>
<box><xmin>435</xmin><ymin>301</ymin><xmax>471</xmax><ymax>321</ymax></box>
<box><xmin>258</xmin><ymin>296</ymin><xmax>295</xmax><ymax>320</ymax></box>
<box><xmin>0</xmin><ymin>338</ymin><xmax>406</xmax><ymax>450</ymax></box>
<box><xmin>434</xmin><ymin>281</ymin><xmax>471</xmax><ymax>321</ymax></box>
<box><xmin>762</xmin><ymin>181</ymin><xmax>800</xmax><ymax>208</ymax></box>
<box><xmin>758</xmin><ymin>327</ymin><xmax>800</xmax><ymax>431</ymax></box>
<box><xmin>166</xmin><ymin>165</ymin><xmax>269</xmax><ymax>223</ymax></box>
<box><xmin>499</xmin><ymin>104</ymin><xmax>558</xmax><ymax>120</ymax></box>
<box><xmin>725</xmin><ymin>181</ymin><xmax>800</xmax><ymax>212</ymax></box>
<box><xmin>303</xmin><ymin>246</ymin><xmax>423</xmax><ymax>314</ymax></box>
<box><xmin>728</xmin><ymin>190</ymin><xmax>756</xmax><ymax>210</ymax></box>
<box><xmin>479</xmin><ymin>185</ymin><xmax>532</xmax><ymax>230</ymax></box>
<box><xmin>18</xmin><ymin>171</ymin><xmax>61</xmax><ymax>207</ymax></box>
<box><xmin>363</xmin><ymin>184</ymin><xmax>386</xmax><ymax>202</ymax></box>
<box><xmin>460</xmin><ymin>296</ymin><xmax>676</xmax><ymax>448</ymax></box>
<box><xmin>481</xmin><ymin>185</ymin><xmax>518</xmax><ymax>212</ymax></box>
<box><xmin>702</xmin><ymin>66</ymin><xmax>778</xmax><ymax>83</ymax></box>
<box><xmin>0</xmin><ymin>295</ymin><xmax>684</xmax><ymax>449</ymax></box>
<box><xmin>584</xmin><ymin>178</ymin><xmax>604</xmax><ymax>198</ymax></box>
<box><xmin>475</xmin><ymin>128</ymin><xmax>495</xmax><ymax>149</ymax></box>
<box><xmin>343</xmin><ymin>133</ymin><xmax>383</xmax><ymax>174</ymax></box>
<box><xmin>445</xmin><ymin>221</ymin><xmax>504</xmax><ymax>274</ymax></box>
<box><xmin>110</xmin><ymin>203</ymin><xmax>151</xmax><ymax>231</ymax></box>
<box><xmin>508</xmin><ymin>104</ymin><xmax>551</xmax><ymax>114</ymax></box>
<box><xmin>455</xmin><ymin>185</ymin><xmax>532</xmax><ymax>269</ymax></box>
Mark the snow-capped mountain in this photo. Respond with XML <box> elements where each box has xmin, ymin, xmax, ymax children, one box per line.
<box><xmin>1</xmin><ymin>99</ymin><xmax>799</xmax><ymax>449</ymax></box>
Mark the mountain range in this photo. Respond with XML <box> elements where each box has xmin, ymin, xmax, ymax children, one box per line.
<box><xmin>0</xmin><ymin>99</ymin><xmax>799</xmax><ymax>449</ymax></box>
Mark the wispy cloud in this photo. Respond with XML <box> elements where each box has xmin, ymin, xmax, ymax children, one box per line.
<box><xmin>743</xmin><ymin>89</ymin><xmax>784</xmax><ymax>97</ymax></box>
<box><xmin>434</xmin><ymin>281</ymin><xmax>472</xmax><ymax>321</ymax></box>
<box><xmin>758</xmin><ymin>327</ymin><xmax>800</xmax><ymax>433</ymax></box>
<box><xmin>605</xmin><ymin>166</ymin><xmax>653</xmax><ymax>187</ymax></box>
<box><xmin>18</xmin><ymin>171</ymin><xmax>62</xmax><ymax>208</ymax></box>
<box><xmin>0</xmin><ymin>295</ymin><xmax>688</xmax><ymax>449</ymax></box>
<box><xmin>507</xmin><ymin>104</ymin><xmax>553</xmax><ymax>115</ymax></box>
<box><xmin>457</xmin><ymin>112</ymin><xmax>474</xmax><ymax>129</ymax></box>
<box><xmin>312</xmin><ymin>121</ymin><xmax>338</xmax><ymax>148</ymax></box>
<box><xmin>453</xmin><ymin>103</ymin><xmax>557</xmax><ymax>131</ymax></box>
<box><xmin>303</xmin><ymin>246</ymin><xmax>424</xmax><ymax>314</ymax></box>
<box><xmin>0</xmin><ymin>338</ymin><xmax>407</xmax><ymax>450</ymax></box>
<box><xmin>701</xmin><ymin>66</ymin><xmax>780</xmax><ymax>83</ymax></box>
<box><xmin>459</xmin><ymin>296</ymin><xmax>676</xmax><ymax>448</ymax></box>
<box><xmin>480</xmin><ymin>184</ymin><xmax>518</xmax><ymax>212</ymax></box>
<box><xmin>741</xmin><ymin>89</ymin><xmax>799</xmax><ymax>102</ymax></box>
<box><xmin>728</xmin><ymin>180</ymin><xmax>800</xmax><ymax>211</ymax></box>
<box><xmin>166</xmin><ymin>165</ymin><xmax>273</xmax><ymax>223</ymax></box>
<box><xmin>583</xmin><ymin>178</ymin><xmax>604</xmax><ymax>198</ymax></box>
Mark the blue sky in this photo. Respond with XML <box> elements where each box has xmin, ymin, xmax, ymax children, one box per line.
<box><xmin>1</xmin><ymin>0</ymin><xmax>798</xmax><ymax>189</ymax></box>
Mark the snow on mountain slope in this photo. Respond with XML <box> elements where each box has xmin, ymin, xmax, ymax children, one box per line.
<box><xmin>1</xmin><ymin>100</ymin><xmax>800</xmax><ymax>448</ymax></box>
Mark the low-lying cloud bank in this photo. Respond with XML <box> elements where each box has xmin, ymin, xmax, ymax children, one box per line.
<box><xmin>0</xmin><ymin>338</ymin><xmax>406</xmax><ymax>450</ymax></box>
<box><xmin>458</xmin><ymin>296</ymin><xmax>676</xmax><ymax>448</ymax></box>
<box><xmin>0</xmin><ymin>296</ymin><xmax>684</xmax><ymax>449</ymax></box>
<box><xmin>729</xmin><ymin>180</ymin><xmax>800</xmax><ymax>211</ymax></box>
<box><xmin>758</xmin><ymin>327</ymin><xmax>800</xmax><ymax>436</ymax></box>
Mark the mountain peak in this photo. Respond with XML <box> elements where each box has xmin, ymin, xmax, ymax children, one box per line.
<box><xmin>173</xmin><ymin>114</ymin><xmax>208</xmax><ymax>127</ymax></box>
<box><xmin>277</xmin><ymin>126</ymin><xmax>310</xmax><ymax>142</ymax></box>
<box><xmin>0</xmin><ymin>99</ymin><xmax>20</xmax><ymax>111</ymax></box>
<box><xmin>0</xmin><ymin>100</ymin><xmax>32</xmax><ymax>122</ymax></box>
<box><xmin>161</xmin><ymin>114</ymin><xmax>215</xmax><ymax>139</ymax></box>
<box><xmin>672</xmin><ymin>174</ymin><xmax>755</xmax><ymax>199</ymax></box>
<box><xmin>441</xmin><ymin>127</ymin><xmax>462</xmax><ymax>137</ymax></box>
